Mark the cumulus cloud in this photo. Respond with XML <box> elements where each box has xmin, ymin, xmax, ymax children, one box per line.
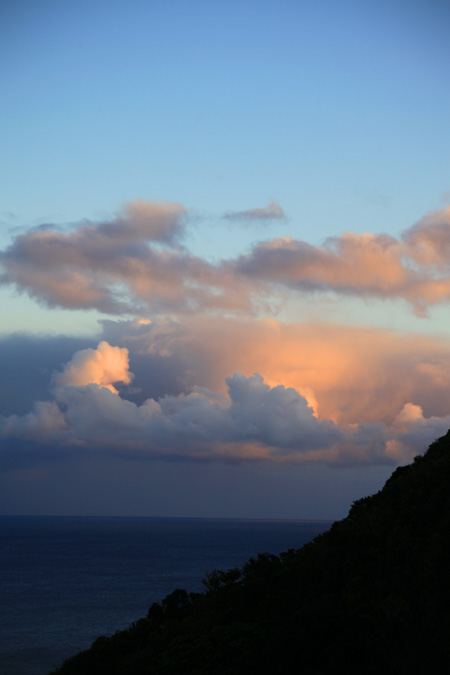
<box><xmin>223</xmin><ymin>201</ymin><xmax>286</xmax><ymax>222</ymax></box>
<box><xmin>99</xmin><ymin>316</ymin><xmax>450</xmax><ymax>428</ymax></box>
<box><xmin>384</xmin><ymin>402</ymin><xmax>450</xmax><ymax>462</ymax></box>
<box><xmin>2</xmin><ymin>400</ymin><xmax>68</xmax><ymax>444</ymax></box>
<box><xmin>0</xmin><ymin>346</ymin><xmax>341</xmax><ymax>462</ymax></box>
<box><xmin>54</xmin><ymin>371</ymin><xmax>341</xmax><ymax>460</ymax></box>
<box><xmin>54</xmin><ymin>340</ymin><xmax>133</xmax><ymax>394</ymax></box>
<box><xmin>2</xmin><ymin>337</ymin><xmax>450</xmax><ymax>470</ymax></box>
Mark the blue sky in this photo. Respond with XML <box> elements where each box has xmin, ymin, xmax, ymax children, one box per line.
<box><xmin>0</xmin><ymin>0</ymin><xmax>449</xmax><ymax>517</ymax></box>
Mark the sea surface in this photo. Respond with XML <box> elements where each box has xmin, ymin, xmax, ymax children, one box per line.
<box><xmin>0</xmin><ymin>515</ymin><xmax>332</xmax><ymax>675</ymax></box>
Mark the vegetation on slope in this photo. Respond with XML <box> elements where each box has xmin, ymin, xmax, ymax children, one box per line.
<box><xmin>50</xmin><ymin>431</ymin><xmax>450</xmax><ymax>674</ymax></box>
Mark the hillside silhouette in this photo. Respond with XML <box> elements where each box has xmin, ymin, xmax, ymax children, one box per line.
<box><xmin>50</xmin><ymin>431</ymin><xmax>450</xmax><ymax>674</ymax></box>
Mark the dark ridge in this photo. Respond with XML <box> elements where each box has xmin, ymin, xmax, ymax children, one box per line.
<box><xmin>49</xmin><ymin>431</ymin><xmax>450</xmax><ymax>674</ymax></box>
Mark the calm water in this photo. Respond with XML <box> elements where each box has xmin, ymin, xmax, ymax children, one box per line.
<box><xmin>0</xmin><ymin>516</ymin><xmax>332</xmax><ymax>675</ymax></box>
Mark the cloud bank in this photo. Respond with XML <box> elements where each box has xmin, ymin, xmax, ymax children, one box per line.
<box><xmin>2</xmin><ymin>202</ymin><xmax>450</xmax><ymax>316</ymax></box>
<box><xmin>2</xmin><ymin>201</ymin><xmax>450</xmax><ymax>479</ymax></box>
<box><xmin>99</xmin><ymin>316</ymin><xmax>450</xmax><ymax>427</ymax></box>
<box><xmin>2</xmin><ymin>335</ymin><xmax>449</xmax><ymax>471</ymax></box>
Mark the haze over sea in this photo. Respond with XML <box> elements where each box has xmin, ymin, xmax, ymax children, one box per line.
<box><xmin>0</xmin><ymin>515</ymin><xmax>331</xmax><ymax>675</ymax></box>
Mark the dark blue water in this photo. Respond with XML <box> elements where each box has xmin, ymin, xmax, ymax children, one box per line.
<box><xmin>0</xmin><ymin>516</ymin><xmax>332</xmax><ymax>675</ymax></box>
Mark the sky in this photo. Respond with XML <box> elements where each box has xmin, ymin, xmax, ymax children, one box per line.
<box><xmin>1</xmin><ymin>0</ymin><xmax>450</xmax><ymax>519</ymax></box>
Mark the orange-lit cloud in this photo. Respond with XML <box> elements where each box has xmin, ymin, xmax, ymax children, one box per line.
<box><xmin>3</xmin><ymin>203</ymin><xmax>450</xmax><ymax>316</ymax></box>
<box><xmin>54</xmin><ymin>340</ymin><xmax>133</xmax><ymax>394</ymax></box>
<box><xmin>0</xmin><ymin>199</ymin><xmax>260</xmax><ymax>315</ymax></box>
<box><xmin>402</xmin><ymin>205</ymin><xmax>450</xmax><ymax>266</ymax></box>
<box><xmin>103</xmin><ymin>316</ymin><xmax>450</xmax><ymax>427</ymax></box>
<box><xmin>2</xmin><ymin>200</ymin><xmax>450</xmax><ymax>471</ymax></box>
<box><xmin>2</xmin><ymin>326</ymin><xmax>450</xmax><ymax>469</ymax></box>
<box><xmin>236</xmin><ymin>207</ymin><xmax>450</xmax><ymax>315</ymax></box>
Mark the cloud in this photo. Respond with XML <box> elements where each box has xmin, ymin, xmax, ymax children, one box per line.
<box><xmin>99</xmin><ymin>316</ymin><xmax>450</xmax><ymax>428</ymax></box>
<box><xmin>385</xmin><ymin>402</ymin><xmax>450</xmax><ymax>462</ymax></box>
<box><xmin>5</xmin><ymin>317</ymin><xmax>450</xmax><ymax>459</ymax></box>
<box><xmin>0</xmin><ymin>333</ymin><xmax>91</xmax><ymax>415</ymax></box>
<box><xmin>402</xmin><ymin>205</ymin><xmax>450</xmax><ymax>267</ymax></box>
<box><xmin>0</xmin><ymin>211</ymin><xmax>17</xmax><ymax>227</ymax></box>
<box><xmin>234</xmin><ymin>206</ymin><xmax>450</xmax><ymax>316</ymax></box>
<box><xmin>54</xmin><ymin>340</ymin><xmax>133</xmax><ymax>394</ymax></box>
<box><xmin>3</xmin><ymin>202</ymin><xmax>450</xmax><ymax>317</ymax></box>
<box><xmin>2</xmin><ymin>335</ymin><xmax>450</xmax><ymax>470</ymax></box>
<box><xmin>97</xmin><ymin>199</ymin><xmax>187</xmax><ymax>244</ymax></box>
<box><xmin>54</xmin><ymin>371</ymin><xmax>340</xmax><ymax>461</ymax></box>
<box><xmin>223</xmin><ymin>200</ymin><xmax>286</xmax><ymax>222</ymax></box>
<box><xmin>0</xmin><ymin>346</ymin><xmax>341</xmax><ymax>463</ymax></box>
<box><xmin>2</xmin><ymin>400</ymin><xmax>68</xmax><ymax>445</ymax></box>
<box><xmin>0</xmin><ymin>199</ymin><xmax>259</xmax><ymax>315</ymax></box>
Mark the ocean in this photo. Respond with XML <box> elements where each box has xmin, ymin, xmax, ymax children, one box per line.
<box><xmin>0</xmin><ymin>515</ymin><xmax>332</xmax><ymax>675</ymax></box>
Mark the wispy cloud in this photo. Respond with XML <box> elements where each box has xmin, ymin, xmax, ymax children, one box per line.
<box><xmin>223</xmin><ymin>200</ymin><xmax>286</xmax><ymax>222</ymax></box>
